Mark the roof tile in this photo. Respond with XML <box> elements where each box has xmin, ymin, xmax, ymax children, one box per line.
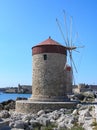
<box><xmin>37</xmin><ymin>37</ymin><xmax>62</xmax><ymax>46</ymax></box>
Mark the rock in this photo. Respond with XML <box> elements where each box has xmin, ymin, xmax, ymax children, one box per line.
<box><xmin>0</xmin><ymin>110</ymin><xmax>10</xmax><ymax>118</ymax></box>
<box><xmin>57</xmin><ymin>114</ymin><xmax>76</xmax><ymax>129</ymax></box>
<box><xmin>1</xmin><ymin>100</ymin><xmax>14</xmax><ymax>105</ymax></box>
<box><xmin>71</xmin><ymin>94</ymin><xmax>85</xmax><ymax>101</ymax></box>
<box><xmin>59</xmin><ymin>108</ymin><xmax>65</xmax><ymax>113</ymax></box>
<box><xmin>48</xmin><ymin>110</ymin><xmax>60</xmax><ymax>120</ymax></box>
<box><xmin>22</xmin><ymin>114</ymin><xmax>33</xmax><ymax>122</ymax></box>
<box><xmin>0</xmin><ymin>118</ymin><xmax>3</xmax><ymax>122</ymax></box>
<box><xmin>65</xmin><ymin>122</ymin><xmax>74</xmax><ymax>130</ymax></box>
<box><xmin>0</xmin><ymin>118</ymin><xmax>11</xmax><ymax>130</ymax></box>
<box><xmin>10</xmin><ymin>113</ymin><xmax>23</xmax><ymax>121</ymax></box>
<box><xmin>9</xmin><ymin>122</ymin><xmax>15</xmax><ymax>128</ymax></box>
<box><xmin>37</xmin><ymin>116</ymin><xmax>50</xmax><ymax>126</ymax></box>
<box><xmin>28</xmin><ymin>125</ymin><xmax>34</xmax><ymax>130</ymax></box>
<box><xmin>4</xmin><ymin>102</ymin><xmax>15</xmax><ymax>110</ymax></box>
<box><xmin>58</xmin><ymin>121</ymin><xmax>67</xmax><ymax>129</ymax></box>
<box><xmin>0</xmin><ymin>104</ymin><xmax>4</xmax><ymax>111</ymax></box>
<box><xmin>13</xmin><ymin>120</ymin><xmax>25</xmax><ymax>129</ymax></box>
<box><xmin>84</xmin><ymin>111</ymin><xmax>92</xmax><ymax>117</ymax></box>
<box><xmin>72</xmin><ymin>109</ymin><xmax>78</xmax><ymax>115</ymax></box>
<box><xmin>37</xmin><ymin>110</ymin><xmax>45</xmax><ymax>117</ymax></box>
<box><xmin>52</xmin><ymin>110</ymin><xmax>60</xmax><ymax>120</ymax></box>
<box><xmin>75</xmin><ymin>93</ymin><xmax>85</xmax><ymax>101</ymax></box>
<box><xmin>1</xmin><ymin>100</ymin><xmax>15</xmax><ymax>111</ymax></box>
<box><xmin>45</xmin><ymin>109</ymin><xmax>52</xmax><ymax>113</ymax></box>
<box><xmin>69</xmin><ymin>116</ymin><xmax>76</xmax><ymax>124</ymax></box>
<box><xmin>30</xmin><ymin>119</ymin><xmax>40</xmax><ymax>127</ymax></box>
<box><xmin>16</xmin><ymin>97</ymin><xmax>27</xmax><ymax>101</ymax></box>
<box><xmin>50</xmin><ymin>118</ymin><xmax>56</xmax><ymax>123</ymax></box>
<box><xmin>0</xmin><ymin>102</ymin><xmax>96</xmax><ymax>130</ymax></box>
<box><xmin>11</xmin><ymin>128</ymin><xmax>24</xmax><ymax>130</ymax></box>
<box><xmin>0</xmin><ymin>126</ymin><xmax>11</xmax><ymax>130</ymax></box>
<box><xmin>83</xmin><ymin>91</ymin><xmax>95</xmax><ymax>98</ymax></box>
<box><xmin>56</xmin><ymin>114</ymin><xmax>65</xmax><ymax>124</ymax></box>
<box><xmin>78</xmin><ymin>115</ymin><xmax>85</xmax><ymax>125</ymax></box>
<box><xmin>79</xmin><ymin>105</ymin><xmax>89</xmax><ymax>110</ymax></box>
<box><xmin>76</xmin><ymin>104</ymin><xmax>82</xmax><ymax>109</ymax></box>
<box><xmin>83</xmin><ymin>119</ymin><xmax>93</xmax><ymax>130</ymax></box>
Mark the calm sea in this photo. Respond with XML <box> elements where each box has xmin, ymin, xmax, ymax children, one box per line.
<box><xmin>0</xmin><ymin>93</ymin><xmax>32</xmax><ymax>103</ymax></box>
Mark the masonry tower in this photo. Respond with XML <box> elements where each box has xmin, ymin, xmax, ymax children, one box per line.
<box><xmin>30</xmin><ymin>37</ymin><xmax>67</xmax><ymax>102</ymax></box>
<box><xmin>16</xmin><ymin>37</ymin><xmax>77</xmax><ymax>113</ymax></box>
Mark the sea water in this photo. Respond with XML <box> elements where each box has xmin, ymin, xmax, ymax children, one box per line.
<box><xmin>0</xmin><ymin>93</ymin><xmax>31</xmax><ymax>103</ymax></box>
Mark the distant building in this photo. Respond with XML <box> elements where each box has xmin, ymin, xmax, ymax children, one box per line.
<box><xmin>5</xmin><ymin>87</ymin><xmax>18</xmax><ymax>93</ymax></box>
<box><xmin>18</xmin><ymin>84</ymin><xmax>32</xmax><ymax>94</ymax></box>
<box><xmin>72</xmin><ymin>84</ymin><xmax>97</xmax><ymax>94</ymax></box>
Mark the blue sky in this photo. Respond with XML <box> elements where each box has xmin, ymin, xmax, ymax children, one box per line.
<box><xmin>0</xmin><ymin>0</ymin><xmax>97</xmax><ymax>87</ymax></box>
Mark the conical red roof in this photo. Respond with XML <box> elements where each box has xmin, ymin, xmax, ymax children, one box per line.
<box><xmin>32</xmin><ymin>37</ymin><xmax>67</xmax><ymax>55</ymax></box>
<box><xmin>36</xmin><ymin>37</ymin><xmax>62</xmax><ymax>46</ymax></box>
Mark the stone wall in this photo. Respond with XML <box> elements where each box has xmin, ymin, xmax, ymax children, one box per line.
<box><xmin>16</xmin><ymin>100</ymin><xmax>76</xmax><ymax>114</ymax></box>
<box><xmin>31</xmin><ymin>53</ymin><xmax>67</xmax><ymax>101</ymax></box>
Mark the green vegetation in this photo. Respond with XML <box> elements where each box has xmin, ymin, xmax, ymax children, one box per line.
<box><xmin>71</xmin><ymin>122</ymin><xmax>84</xmax><ymax>130</ymax></box>
<box><xmin>93</xmin><ymin>126</ymin><xmax>97</xmax><ymax>130</ymax></box>
<box><xmin>71</xmin><ymin>126</ymin><xmax>84</xmax><ymax>130</ymax></box>
<box><xmin>40</xmin><ymin>124</ymin><xmax>57</xmax><ymax>130</ymax></box>
<box><xmin>34</xmin><ymin>123</ymin><xmax>84</xmax><ymax>130</ymax></box>
<box><xmin>91</xmin><ymin>119</ymin><xmax>97</xmax><ymax>130</ymax></box>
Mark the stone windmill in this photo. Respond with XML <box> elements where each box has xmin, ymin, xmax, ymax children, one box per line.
<box><xmin>16</xmin><ymin>12</ymin><xmax>81</xmax><ymax>113</ymax></box>
<box><xmin>16</xmin><ymin>37</ymin><xmax>77</xmax><ymax>113</ymax></box>
<box><xmin>30</xmin><ymin>37</ymin><xmax>68</xmax><ymax>102</ymax></box>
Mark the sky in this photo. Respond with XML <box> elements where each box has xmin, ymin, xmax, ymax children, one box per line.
<box><xmin>0</xmin><ymin>0</ymin><xmax>97</xmax><ymax>87</ymax></box>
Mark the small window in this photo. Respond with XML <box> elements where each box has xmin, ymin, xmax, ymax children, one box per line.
<box><xmin>43</xmin><ymin>54</ymin><xmax>47</xmax><ymax>60</ymax></box>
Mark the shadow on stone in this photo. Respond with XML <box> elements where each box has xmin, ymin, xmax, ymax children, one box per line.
<box><xmin>0</xmin><ymin>126</ymin><xmax>11</xmax><ymax>130</ymax></box>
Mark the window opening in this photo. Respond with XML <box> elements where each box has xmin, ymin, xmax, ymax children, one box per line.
<box><xmin>44</xmin><ymin>54</ymin><xmax>47</xmax><ymax>60</ymax></box>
